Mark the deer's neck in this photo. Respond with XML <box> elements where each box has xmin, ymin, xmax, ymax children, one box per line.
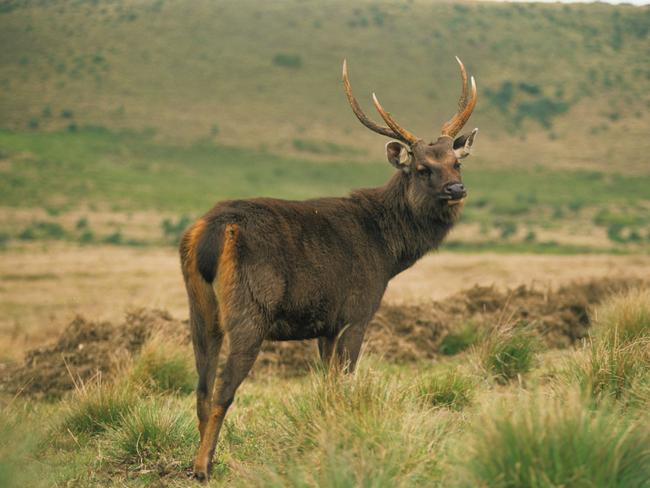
<box><xmin>352</xmin><ymin>173</ymin><xmax>460</xmax><ymax>278</ymax></box>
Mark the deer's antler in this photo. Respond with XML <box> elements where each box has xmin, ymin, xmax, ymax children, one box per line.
<box><xmin>342</xmin><ymin>59</ymin><xmax>419</xmax><ymax>145</ymax></box>
<box><xmin>440</xmin><ymin>57</ymin><xmax>477</xmax><ymax>138</ymax></box>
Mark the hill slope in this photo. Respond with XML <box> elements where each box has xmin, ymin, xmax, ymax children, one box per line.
<box><xmin>1</xmin><ymin>0</ymin><xmax>649</xmax><ymax>172</ymax></box>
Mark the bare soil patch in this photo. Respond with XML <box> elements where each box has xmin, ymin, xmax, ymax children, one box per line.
<box><xmin>1</xmin><ymin>277</ymin><xmax>642</xmax><ymax>399</ymax></box>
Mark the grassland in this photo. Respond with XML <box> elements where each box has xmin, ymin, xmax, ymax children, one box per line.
<box><xmin>1</xmin><ymin>287</ymin><xmax>649</xmax><ymax>487</ymax></box>
<box><xmin>0</xmin><ymin>0</ymin><xmax>649</xmax><ymax>173</ymax></box>
<box><xmin>1</xmin><ymin>129</ymin><xmax>649</xmax><ymax>253</ymax></box>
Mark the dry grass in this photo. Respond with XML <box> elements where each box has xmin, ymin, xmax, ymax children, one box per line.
<box><xmin>2</xmin><ymin>245</ymin><xmax>650</xmax><ymax>361</ymax></box>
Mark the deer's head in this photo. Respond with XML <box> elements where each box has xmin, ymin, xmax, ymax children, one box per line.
<box><xmin>343</xmin><ymin>58</ymin><xmax>478</xmax><ymax>216</ymax></box>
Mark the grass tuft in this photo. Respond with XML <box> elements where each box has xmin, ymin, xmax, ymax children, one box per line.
<box><xmin>244</xmin><ymin>366</ymin><xmax>453</xmax><ymax>486</ymax></box>
<box><xmin>439</xmin><ymin>322</ymin><xmax>481</xmax><ymax>356</ymax></box>
<box><xmin>480</xmin><ymin>325</ymin><xmax>539</xmax><ymax>383</ymax></box>
<box><xmin>417</xmin><ymin>371</ymin><xmax>475</xmax><ymax>410</ymax></box>
<box><xmin>454</xmin><ymin>391</ymin><xmax>650</xmax><ymax>488</ymax></box>
<box><xmin>591</xmin><ymin>287</ymin><xmax>650</xmax><ymax>346</ymax></box>
<box><xmin>568</xmin><ymin>288</ymin><xmax>650</xmax><ymax>406</ymax></box>
<box><xmin>129</xmin><ymin>335</ymin><xmax>195</xmax><ymax>395</ymax></box>
<box><xmin>103</xmin><ymin>397</ymin><xmax>198</xmax><ymax>475</ymax></box>
<box><xmin>59</xmin><ymin>381</ymin><xmax>137</xmax><ymax>437</ymax></box>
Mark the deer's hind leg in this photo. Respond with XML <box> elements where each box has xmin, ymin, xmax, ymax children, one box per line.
<box><xmin>192</xmin><ymin>302</ymin><xmax>265</xmax><ymax>481</ymax></box>
<box><xmin>192</xmin><ymin>223</ymin><xmax>266</xmax><ymax>481</ymax></box>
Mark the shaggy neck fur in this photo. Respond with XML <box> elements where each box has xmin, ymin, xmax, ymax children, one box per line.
<box><xmin>352</xmin><ymin>172</ymin><xmax>462</xmax><ymax>278</ymax></box>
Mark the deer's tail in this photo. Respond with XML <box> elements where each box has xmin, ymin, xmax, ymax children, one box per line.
<box><xmin>179</xmin><ymin>219</ymin><xmax>220</xmax><ymax>370</ymax></box>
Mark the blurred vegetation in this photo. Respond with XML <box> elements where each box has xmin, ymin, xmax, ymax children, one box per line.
<box><xmin>0</xmin><ymin>0</ymin><xmax>649</xmax><ymax>173</ymax></box>
<box><xmin>0</xmin><ymin>128</ymin><xmax>649</xmax><ymax>252</ymax></box>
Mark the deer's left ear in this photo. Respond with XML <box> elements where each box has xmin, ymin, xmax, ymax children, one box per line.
<box><xmin>453</xmin><ymin>128</ymin><xmax>479</xmax><ymax>160</ymax></box>
<box><xmin>385</xmin><ymin>140</ymin><xmax>412</xmax><ymax>172</ymax></box>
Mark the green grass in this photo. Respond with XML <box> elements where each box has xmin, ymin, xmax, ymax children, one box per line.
<box><xmin>417</xmin><ymin>370</ymin><xmax>475</xmax><ymax>410</ymax></box>
<box><xmin>455</xmin><ymin>392</ymin><xmax>650</xmax><ymax>488</ymax></box>
<box><xmin>1</xmin><ymin>129</ymin><xmax>650</xmax><ymax>254</ymax></box>
<box><xmin>129</xmin><ymin>336</ymin><xmax>195</xmax><ymax>395</ymax></box>
<box><xmin>439</xmin><ymin>322</ymin><xmax>481</xmax><ymax>356</ymax></box>
<box><xmin>592</xmin><ymin>288</ymin><xmax>650</xmax><ymax>345</ymax></box>
<box><xmin>481</xmin><ymin>325</ymin><xmax>539</xmax><ymax>383</ymax></box>
<box><xmin>568</xmin><ymin>288</ymin><xmax>650</xmax><ymax>406</ymax></box>
<box><xmin>59</xmin><ymin>382</ymin><xmax>138</xmax><ymax>437</ymax></box>
<box><xmin>103</xmin><ymin>396</ymin><xmax>198</xmax><ymax>476</ymax></box>
<box><xmin>1</xmin><ymin>0</ymin><xmax>649</xmax><ymax>174</ymax></box>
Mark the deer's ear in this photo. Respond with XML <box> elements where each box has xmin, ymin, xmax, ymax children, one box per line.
<box><xmin>453</xmin><ymin>128</ymin><xmax>479</xmax><ymax>160</ymax></box>
<box><xmin>385</xmin><ymin>141</ymin><xmax>411</xmax><ymax>172</ymax></box>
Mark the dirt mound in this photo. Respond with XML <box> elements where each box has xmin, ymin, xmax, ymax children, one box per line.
<box><xmin>0</xmin><ymin>277</ymin><xmax>642</xmax><ymax>398</ymax></box>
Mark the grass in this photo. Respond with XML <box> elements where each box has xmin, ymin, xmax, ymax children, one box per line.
<box><xmin>569</xmin><ymin>288</ymin><xmax>650</xmax><ymax>406</ymax></box>
<box><xmin>1</xmin><ymin>1</ymin><xmax>649</xmax><ymax>175</ymax></box>
<box><xmin>480</xmin><ymin>324</ymin><xmax>539</xmax><ymax>383</ymax></box>
<box><xmin>129</xmin><ymin>335</ymin><xmax>195</xmax><ymax>395</ymax></box>
<box><xmin>455</xmin><ymin>391</ymin><xmax>650</xmax><ymax>488</ymax></box>
<box><xmin>591</xmin><ymin>287</ymin><xmax>650</xmax><ymax>345</ymax></box>
<box><xmin>103</xmin><ymin>396</ymin><xmax>198</xmax><ymax>476</ymax></box>
<box><xmin>417</xmin><ymin>370</ymin><xmax>475</xmax><ymax>410</ymax></box>
<box><xmin>1</xmin><ymin>286</ymin><xmax>649</xmax><ymax>487</ymax></box>
<box><xmin>59</xmin><ymin>381</ymin><xmax>137</xmax><ymax>437</ymax></box>
<box><xmin>1</xmin><ymin>129</ymin><xmax>649</xmax><ymax>253</ymax></box>
<box><xmin>439</xmin><ymin>321</ymin><xmax>481</xmax><ymax>356</ymax></box>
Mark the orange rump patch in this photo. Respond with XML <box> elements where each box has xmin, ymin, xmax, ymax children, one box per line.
<box><xmin>181</xmin><ymin>219</ymin><xmax>212</xmax><ymax>315</ymax></box>
<box><xmin>217</xmin><ymin>224</ymin><xmax>239</xmax><ymax>323</ymax></box>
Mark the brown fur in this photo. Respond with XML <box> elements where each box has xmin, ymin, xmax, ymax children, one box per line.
<box><xmin>180</xmin><ymin>63</ymin><xmax>480</xmax><ymax>481</ymax></box>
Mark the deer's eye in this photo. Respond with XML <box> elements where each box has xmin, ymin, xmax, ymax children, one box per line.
<box><xmin>453</xmin><ymin>162</ymin><xmax>462</xmax><ymax>171</ymax></box>
<box><xmin>416</xmin><ymin>165</ymin><xmax>431</xmax><ymax>175</ymax></box>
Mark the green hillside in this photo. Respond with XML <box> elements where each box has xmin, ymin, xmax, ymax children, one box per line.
<box><xmin>1</xmin><ymin>0</ymin><xmax>649</xmax><ymax>172</ymax></box>
<box><xmin>1</xmin><ymin>0</ymin><xmax>649</xmax><ymax>253</ymax></box>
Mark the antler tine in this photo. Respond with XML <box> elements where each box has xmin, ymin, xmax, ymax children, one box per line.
<box><xmin>441</xmin><ymin>57</ymin><xmax>477</xmax><ymax>138</ymax></box>
<box><xmin>371</xmin><ymin>93</ymin><xmax>420</xmax><ymax>144</ymax></box>
<box><xmin>342</xmin><ymin>59</ymin><xmax>405</xmax><ymax>141</ymax></box>
<box><xmin>454</xmin><ymin>56</ymin><xmax>469</xmax><ymax>112</ymax></box>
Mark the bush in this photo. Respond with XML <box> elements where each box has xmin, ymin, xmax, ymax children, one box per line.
<box><xmin>439</xmin><ymin>322</ymin><xmax>480</xmax><ymax>356</ymax></box>
<box><xmin>480</xmin><ymin>325</ymin><xmax>538</xmax><ymax>383</ymax></box>
<box><xmin>18</xmin><ymin>221</ymin><xmax>66</xmax><ymax>241</ymax></box>
<box><xmin>272</xmin><ymin>53</ymin><xmax>302</xmax><ymax>69</ymax></box>
<box><xmin>161</xmin><ymin>215</ymin><xmax>192</xmax><ymax>245</ymax></box>
<box><xmin>104</xmin><ymin>397</ymin><xmax>197</xmax><ymax>474</ymax></box>
<box><xmin>129</xmin><ymin>336</ymin><xmax>195</xmax><ymax>395</ymax></box>
<box><xmin>102</xmin><ymin>231</ymin><xmax>122</xmax><ymax>245</ymax></box>
<box><xmin>455</xmin><ymin>393</ymin><xmax>650</xmax><ymax>487</ymax></box>
<box><xmin>417</xmin><ymin>371</ymin><xmax>474</xmax><ymax>410</ymax></box>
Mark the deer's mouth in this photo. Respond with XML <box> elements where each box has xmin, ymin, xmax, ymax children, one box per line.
<box><xmin>438</xmin><ymin>194</ymin><xmax>466</xmax><ymax>206</ymax></box>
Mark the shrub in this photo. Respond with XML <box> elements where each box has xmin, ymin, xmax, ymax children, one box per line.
<box><xmin>18</xmin><ymin>221</ymin><xmax>66</xmax><ymax>241</ymax></box>
<box><xmin>417</xmin><ymin>371</ymin><xmax>474</xmax><ymax>410</ymax></box>
<box><xmin>129</xmin><ymin>336</ymin><xmax>195</xmax><ymax>395</ymax></box>
<box><xmin>103</xmin><ymin>231</ymin><xmax>122</xmax><ymax>245</ymax></box>
<box><xmin>439</xmin><ymin>322</ymin><xmax>480</xmax><ymax>356</ymax></box>
<box><xmin>161</xmin><ymin>215</ymin><xmax>191</xmax><ymax>245</ymax></box>
<box><xmin>480</xmin><ymin>325</ymin><xmax>538</xmax><ymax>383</ymax></box>
<box><xmin>104</xmin><ymin>397</ymin><xmax>197</xmax><ymax>474</ymax></box>
<box><xmin>272</xmin><ymin>53</ymin><xmax>302</xmax><ymax>69</ymax></box>
<box><xmin>455</xmin><ymin>392</ymin><xmax>650</xmax><ymax>487</ymax></box>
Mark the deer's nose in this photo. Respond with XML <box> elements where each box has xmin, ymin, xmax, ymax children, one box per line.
<box><xmin>445</xmin><ymin>183</ymin><xmax>466</xmax><ymax>200</ymax></box>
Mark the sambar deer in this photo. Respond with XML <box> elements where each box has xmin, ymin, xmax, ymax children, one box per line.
<box><xmin>180</xmin><ymin>57</ymin><xmax>478</xmax><ymax>480</ymax></box>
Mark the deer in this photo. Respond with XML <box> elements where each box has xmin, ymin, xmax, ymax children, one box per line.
<box><xmin>179</xmin><ymin>57</ymin><xmax>478</xmax><ymax>481</ymax></box>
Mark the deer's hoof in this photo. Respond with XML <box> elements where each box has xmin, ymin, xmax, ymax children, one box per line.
<box><xmin>193</xmin><ymin>465</ymin><xmax>209</xmax><ymax>483</ymax></box>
